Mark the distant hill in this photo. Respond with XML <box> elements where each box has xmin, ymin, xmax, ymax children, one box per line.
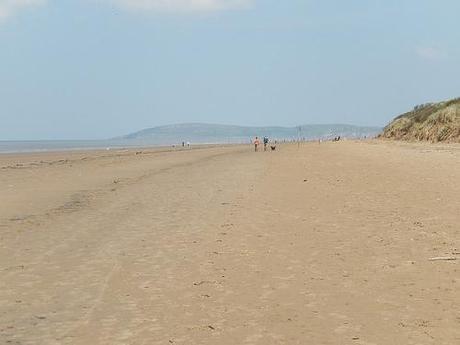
<box><xmin>120</xmin><ymin>123</ymin><xmax>381</xmax><ymax>145</ymax></box>
<box><xmin>381</xmin><ymin>98</ymin><xmax>460</xmax><ymax>143</ymax></box>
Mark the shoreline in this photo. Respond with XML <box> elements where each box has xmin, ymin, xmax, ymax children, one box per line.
<box><xmin>0</xmin><ymin>143</ymin><xmax>243</xmax><ymax>167</ymax></box>
<box><xmin>0</xmin><ymin>140</ymin><xmax>245</xmax><ymax>155</ymax></box>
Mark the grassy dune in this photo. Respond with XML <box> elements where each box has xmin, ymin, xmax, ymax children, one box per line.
<box><xmin>381</xmin><ymin>98</ymin><xmax>460</xmax><ymax>142</ymax></box>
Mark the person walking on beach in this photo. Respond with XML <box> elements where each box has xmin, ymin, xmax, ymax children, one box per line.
<box><xmin>263</xmin><ymin>136</ymin><xmax>269</xmax><ymax>151</ymax></box>
<box><xmin>254</xmin><ymin>137</ymin><xmax>260</xmax><ymax>152</ymax></box>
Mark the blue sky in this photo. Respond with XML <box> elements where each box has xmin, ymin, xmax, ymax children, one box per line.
<box><xmin>1</xmin><ymin>0</ymin><xmax>459</xmax><ymax>140</ymax></box>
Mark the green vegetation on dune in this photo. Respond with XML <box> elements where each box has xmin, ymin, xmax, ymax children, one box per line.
<box><xmin>381</xmin><ymin>98</ymin><xmax>460</xmax><ymax>143</ymax></box>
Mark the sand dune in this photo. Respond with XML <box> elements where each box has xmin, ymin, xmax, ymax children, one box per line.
<box><xmin>1</xmin><ymin>141</ymin><xmax>459</xmax><ymax>344</ymax></box>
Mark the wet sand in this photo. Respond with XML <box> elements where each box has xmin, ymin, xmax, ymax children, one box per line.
<box><xmin>1</xmin><ymin>141</ymin><xmax>459</xmax><ymax>345</ymax></box>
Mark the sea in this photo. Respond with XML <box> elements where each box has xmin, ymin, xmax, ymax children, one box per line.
<box><xmin>0</xmin><ymin>140</ymin><xmax>162</xmax><ymax>154</ymax></box>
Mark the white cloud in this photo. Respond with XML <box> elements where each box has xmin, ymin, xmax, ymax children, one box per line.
<box><xmin>0</xmin><ymin>0</ymin><xmax>46</xmax><ymax>21</ymax></box>
<box><xmin>107</xmin><ymin>0</ymin><xmax>253</xmax><ymax>13</ymax></box>
<box><xmin>415</xmin><ymin>46</ymin><xmax>448</xmax><ymax>61</ymax></box>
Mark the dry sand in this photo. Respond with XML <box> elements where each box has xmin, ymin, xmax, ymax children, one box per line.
<box><xmin>1</xmin><ymin>141</ymin><xmax>459</xmax><ymax>345</ymax></box>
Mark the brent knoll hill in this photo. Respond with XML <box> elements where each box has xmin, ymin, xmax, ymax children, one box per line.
<box><xmin>121</xmin><ymin>123</ymin><xmax>381</xmax><ymax>145</ymax></box>
<box><xmin>381</xmin><ymin>98</ymin><xmax>460</xmax><ymax>143</ymax></box>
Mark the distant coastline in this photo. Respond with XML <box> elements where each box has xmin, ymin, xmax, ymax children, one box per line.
<box><xmin>1</xmin><ymin>123</ymin><xmax>382</xmax><ymax>154</ymax></box>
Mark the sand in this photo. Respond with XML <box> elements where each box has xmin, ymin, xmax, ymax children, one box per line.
<box><xmin>1</xmin><ymin>141</ymin><xmax>459</xmax><ymax>345</ymax></box>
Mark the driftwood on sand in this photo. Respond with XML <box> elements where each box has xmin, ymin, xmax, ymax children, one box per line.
<box><xmin>428</xmin><ymin>257</ymin><xmax>457</xmax><ymax>262</ymax></box>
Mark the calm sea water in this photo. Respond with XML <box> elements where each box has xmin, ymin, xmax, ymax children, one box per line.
<box><xmin>0</xmin><ymin>140</ymin><xmax>161</xmax><ymax>154</ymax></box>
<box><xmin>0</xmin><ymin>137</ymin><xmax>251</xmax><ymax>154</ymax></box>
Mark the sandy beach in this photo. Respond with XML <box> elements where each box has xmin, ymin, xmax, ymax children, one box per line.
<box><xmin>1</xmin><ymin>141</ymin><xmax>459</xmax><ymax>345</ymax></box>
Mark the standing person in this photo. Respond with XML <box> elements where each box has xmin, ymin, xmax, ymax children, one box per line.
<box><xmin>263</xmin><ymin>136</ymin><xmax>269</xmax><ymax>151</ymax></box>
<box><xmin>254</xmin><ymin>137</ymin><xmax>260</xmax><ymax>152</ymax></box>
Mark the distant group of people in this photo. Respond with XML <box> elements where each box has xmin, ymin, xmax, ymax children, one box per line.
<box><xmin>253</xmin><ymin>136</ymin><xmax>276</xmax><ymax>152</ymax></box>
<box><xmin>253</xmin><ymin>135</ymin><xmax>347</xmax><ymax>150</ymax></box>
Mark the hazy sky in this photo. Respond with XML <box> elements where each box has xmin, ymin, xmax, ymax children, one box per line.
<box><xmin>1</xmin><ymin>0</ymin><xmax>459</xmax><ymax>140</ymax></box>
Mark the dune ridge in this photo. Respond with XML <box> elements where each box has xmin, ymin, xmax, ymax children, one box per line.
<box><xmin>381</xmin><ymin>97</ymin><xmax>460</xmax><ymax>142</ymax></box>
